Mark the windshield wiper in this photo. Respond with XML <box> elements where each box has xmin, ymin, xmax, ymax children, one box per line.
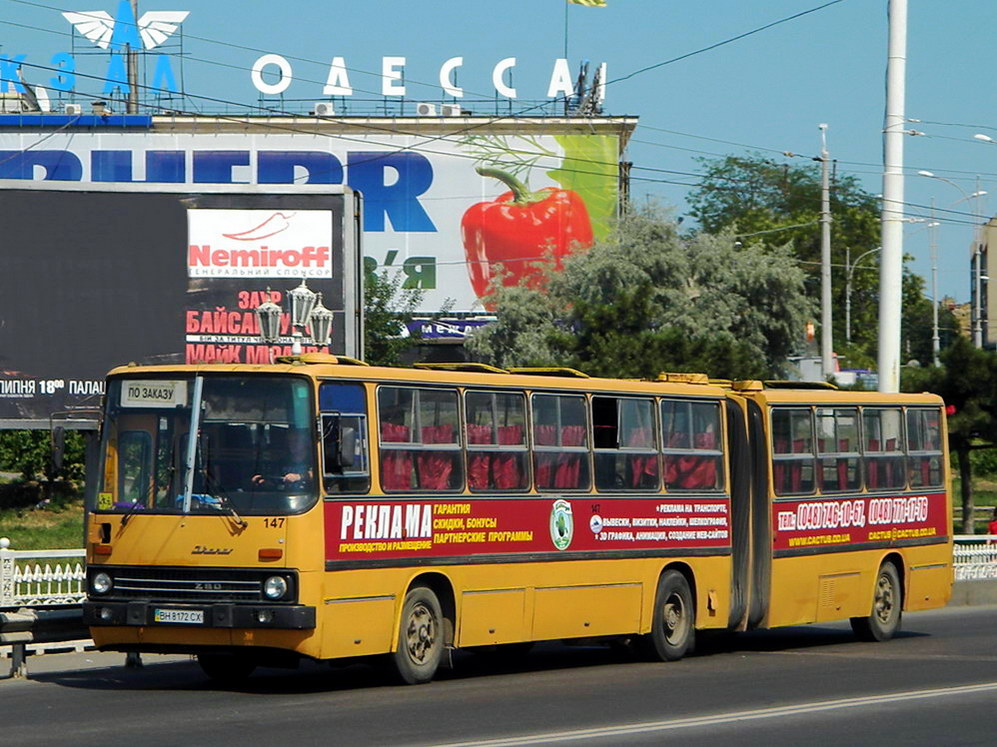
<box><xmin>215</xmin><ymin>490</ymin><xmax>248</xmax><ymax>530</ymax></box>
<box><xmin>120</xmin><ymin>499</ymin><xmax>144</xmax><ymax>526</ymax></box>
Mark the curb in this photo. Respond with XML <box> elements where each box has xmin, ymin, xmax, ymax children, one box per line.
<box><xmin>949</xmin><ymin>580</ymin><xmax>997</xmax><ymax>607</ymax></box>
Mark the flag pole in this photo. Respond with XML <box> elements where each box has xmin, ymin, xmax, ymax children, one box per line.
<box><xmin>564</xmin><ymin>1</ymin><xmax>569</xmax><ymax>59</ymax></box>
<box><xmin>564</xmin><ymin>1</ymin><xmax>569</xmax><ymax>115</ymax></box>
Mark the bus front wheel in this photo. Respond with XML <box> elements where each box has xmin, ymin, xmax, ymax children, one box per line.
<box><xmin>851</xmin><ymin>561</ymin><xmax>902</xmax><ymax>642</ymax></box>
<box><xmin>638</xmin><ymin>569</ymin><xmax>695</xmax><ymax>662</ymax></box>
<box><xmin>393</xmin><ymin>586</ymin><xmax>444</xmax><ymax>684</ymax></box>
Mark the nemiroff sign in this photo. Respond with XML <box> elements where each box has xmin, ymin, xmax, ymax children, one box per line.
<box><xmin>187</xmin><ymin>210</ymin><xmax>333</xmax><ymax>279</ymax></box>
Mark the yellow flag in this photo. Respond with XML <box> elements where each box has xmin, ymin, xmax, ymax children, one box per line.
<box><xmin>568</xmin><ymin>0</ymin><xmax>607</xmax><ymax>7</ymax></box>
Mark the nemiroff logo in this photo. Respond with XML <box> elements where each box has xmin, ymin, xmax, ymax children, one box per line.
<box><xmin>187</xmin><ymin>209</ymin><xmax>333</xmax><ymax>279</ymax></box>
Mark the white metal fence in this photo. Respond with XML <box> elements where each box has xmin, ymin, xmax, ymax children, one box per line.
<box><xmin>953</xmin><ymin>535</ymin><xmax>997</xmax><ymax>581</ymax></box>
<box><xmin>0</xmin><ymin>538</ymin><xmax>86</xmax><ymax>608</ymax></box>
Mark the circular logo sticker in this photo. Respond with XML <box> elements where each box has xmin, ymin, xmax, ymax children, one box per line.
<box><xmin>589</xmin><ymin>514</ymin><xmax>604</xmax><ymax>534</ymax></box>
<box><xmin>550</xmin><ymin>499</ymin><xmax>574</xmax><ymax>551</ymax></box>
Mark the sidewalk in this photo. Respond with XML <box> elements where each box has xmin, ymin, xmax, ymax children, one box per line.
<box><xmin>2</xmin><ymin>646</ymin><xmax>190</xmax><ymax>679</ymax></box>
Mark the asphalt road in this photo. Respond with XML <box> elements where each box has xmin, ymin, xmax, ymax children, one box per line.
<box><xmin>3</xmin><ymin>605</ymin><xmax>996</xmax><ymax>746</ymax></box>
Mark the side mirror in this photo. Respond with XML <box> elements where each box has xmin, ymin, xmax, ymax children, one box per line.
<box><xmin>322</xmin><ymin>415</ymin><xmax>357</xmax><ymax>473</ymax></box>
<box><xmin>51</xmin><ymin>425</ymin><xmax>66</xmax><ymax>473</ymax></box>
<box><xmin>338</xmin><ymin>427</ymin><xmax>356</xmax><ymax>469</ymax></box>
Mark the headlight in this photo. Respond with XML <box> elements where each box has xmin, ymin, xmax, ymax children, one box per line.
<box><xmin>263</xmin><ymin>575</ymin><xmax>288</xmax><ymax>600</ymax></box>
<box><xmin>92</xmin><ymin>572</ymin><xmax>112</xmax><ymax>595</ymax></box>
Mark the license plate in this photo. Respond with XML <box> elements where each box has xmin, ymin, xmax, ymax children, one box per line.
<box><xmin>153</xmin><ymin>608</ymin><xmax>204</xmax><ymax>624</ymax></box>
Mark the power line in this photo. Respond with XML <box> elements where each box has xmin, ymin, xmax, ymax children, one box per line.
<box><xmin>609</xmin><ymin>0</ymin><xmax>848</xmax><ymax>85</ymax></box>
<box><xmin>9</xmin><ymin>3</ymin><xmax>992</xmax><ymax>191</ymax></box>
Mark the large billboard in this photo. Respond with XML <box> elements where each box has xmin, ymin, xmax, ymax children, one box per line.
<box><xmin>0</xmin><ymin>122</ymin><xmax>625</xmax><ymax>313</ymax></box>
<box><xmin>0</xmin><ymin>184</ymin><xmax>360</xmax><ymax>426</ymax></box>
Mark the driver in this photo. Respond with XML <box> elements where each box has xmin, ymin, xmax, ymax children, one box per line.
<box><xmin>252</xmin><ymin>428</ymin><xmax>313</xmax><ymax>488</ymax></box>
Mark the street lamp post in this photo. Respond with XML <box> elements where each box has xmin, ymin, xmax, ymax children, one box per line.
<box><xmin>916</xmin><ymin>171</ymin><xmax>988</xmax><ymax>347</ymax></box>
<box><xmin>845</xmin><ymin>246</ymin><xmax>882</xmax><ymax>345</ymax></box>
<box><xmin>926</xmin><ymin>208</ymin><xmax>941</xmax><ymax>366</ymax></box>
<box><xmin>254</xmin><ymin>279</ymin><xmax>334</xmax><ymax>357</ymax></box>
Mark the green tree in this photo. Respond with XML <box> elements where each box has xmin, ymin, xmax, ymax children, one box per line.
<box><xmin>362</xmin><ymin>265</ymin><xmax>424</xmax><ymax>366</ymax></box>
<box><xmin>467</xmin><ymin>206</ymin><xmax>813</xmax><ymax>379</ymax></box>
<box><xmin>0</xmin><ymin>429</ymin><xmax>86</xmax><ymax>508</ymax></box>
<box><xmin>0</xmin><ymin>429</ymin><xmax>85</xmax><ymax>484</ymax></box>
<box><xmin>687</xmin><ymin>154</ymin><xmax>939</xmax><ymax>368</ymax></box>
<box><xmin>903</xmin><ymin>337</ymin><xmax>997</xmax><ymax>532</ymax></box>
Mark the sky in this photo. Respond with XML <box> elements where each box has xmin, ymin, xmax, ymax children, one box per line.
<box><xmin>2</xmin><ymin>0</ymin><xmax>995</xmax><ymax>303</ymax></box>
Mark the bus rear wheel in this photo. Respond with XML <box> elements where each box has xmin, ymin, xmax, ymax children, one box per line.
<box><xmin>851</xmin><ymin>561</ymin><xmax>902</xmax><ymax>642</ymax></box>
<box><xmin>638</xmin><ymin>569</ymin><xmax>695</xmax><ymax>662</ymax></box>
<box><xmin>392</xmin><ymin>586</ymin><xmax>444</xmax><ymax>685</ymax></box>
<box><xmin>197</xmin><ymin>652</ymin><xmax>257</xmax><ymax>684</ymax></box>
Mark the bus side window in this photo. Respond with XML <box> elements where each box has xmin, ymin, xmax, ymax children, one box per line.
<box><xmin>906</xmin><ymin>407</ymin><xmax>943</xmax><ymax>488</ymax></box>
<box><xmin>593</xmin><ymin>396</ymin><xmax>658</xmax><ymax>491</ymax></box>
<box><xmin>816</xmin><ymin>407</ymin><xmax>861</xmax><ymax>492</ymax></box>
<box><xmin>465</xmin><ymin>390</ymin><xmax>529</xmax><ymax>492</ymax></box>
<box><xmin>863</xmin><ymin>408</ymin><xmax>906</xmax><ymax>491</ymax></box>
<box><xmin>661</xmin><ymin>399</ymin><xmax>724</xmax><ymax>492</ymax></box>
<box><xmin>771</xmin><ymin>408</ymin><xmax>816</xmax><ymax>495</ymax></box>
<box><xmin>532</xmin><ymin>393</ymin><xmax>590</xmax><ymax>491</ymax></box>
<box><xmin>319</xmin><ymin>382</ymin><xmax>370</xmax><ymax>494</ymax></box>
<box><xmin>377</xmin><ymin>386</ymin><xmax>464</xmax><ymax>492</ymax></box>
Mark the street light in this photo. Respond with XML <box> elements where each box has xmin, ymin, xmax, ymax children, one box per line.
<box><xmin>254</xmin><ymin>279</ymin><xmax>334</xmax><ymax>356</ymax></box>
<box><xmin>926</xmin><ymin>217</ymin><xmax>941</xmax><ymax>366</ymax></box>
<box><xmin>916</xmin><ymin>171</ymin><xmax>988</xmax><ymax>347</ymax></box>
<box><xmin>845</xmin><ymin>246</ymin><xmax>881</xmax><ymax>344</ymax></box>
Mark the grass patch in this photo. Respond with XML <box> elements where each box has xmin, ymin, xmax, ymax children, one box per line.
<box><xmin>0</xmin><ymin>500</ymin><xmax>84</xmax><ymax>550</ymax></box>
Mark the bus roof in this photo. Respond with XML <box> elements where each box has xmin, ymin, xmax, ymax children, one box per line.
<box><xmin>105</xmin><ymin>357</ymin><xmax>729</xmax><ymax>398</ymax></box>
<box><xmin>736</xmin><ymin>386</ymin><xmax>943</xmax><ymax>407</ymax></box>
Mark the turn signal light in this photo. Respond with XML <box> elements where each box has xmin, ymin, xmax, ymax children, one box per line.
<box><xmin>94</xmin><ymin>544</ymin><xmax>113</xmax><ymax>556</ymax></box>
<box><xmin>259</xmin><ymin>548</ymin><xmax>283</xmax><ymax>560</ymax></box>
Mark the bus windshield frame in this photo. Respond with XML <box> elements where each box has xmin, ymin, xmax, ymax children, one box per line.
<box><xmin>96</xmin><ymin>373</ymin><xmax>318</xmax><ymax>517</ymax></box>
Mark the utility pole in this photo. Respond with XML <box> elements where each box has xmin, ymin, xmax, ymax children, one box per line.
<box><xmin>973</xmin><ymin>175</ymin><xmax>984</xmax><ymax>348</ymax></box>
<box><xmin>126</xmin><ymin>0</ymin><xmax>139</xmax><ymax>113</ymax></box>
<box><xmin>928</xmin><ymin>199</ymin><xmax>940</xmax><ymax>366</ymax></box>
<box><xmin>819</xmin><ymin>124</ymin><xmax>833</xmax><ymax>379</ymax></box>
<box><xmin>879</xmin><ymin>0</ymin><xmax>907</xmax><ymax>394</ymax></box>
<box><xmin>845</xmin><ymin>247</ymin><xmax>851</xmax><ymax>344</ymax></box>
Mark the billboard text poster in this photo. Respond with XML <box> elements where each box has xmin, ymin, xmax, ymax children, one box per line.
<box><xmin>0</xmin><ymin>127</ymin><xmax>623</xmax><ymax>313</ymax></box>
<box><xmin>0</xmin><ymin>188</ymin><xmax>355</xmax><ymax>424</ymax></box>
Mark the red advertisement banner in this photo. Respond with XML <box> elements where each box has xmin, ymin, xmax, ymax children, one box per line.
<box><xmin>771</xmin><ymin>492</ymin><xmax>948</xmax><ymax>552</ymax></box>
<box><xmin>324</xmin><ymin>495</ymin><xmax>731</xmax><ymax>562</ymax></box>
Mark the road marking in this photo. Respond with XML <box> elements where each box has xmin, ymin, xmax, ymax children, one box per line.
<box><xmin>760</xmin><ymin>650</ymin><xmax>997</xmax><ymax>662</ymax></box>
<box><xmin>438</xmin><ymin>681</ymin><xmax>997</xmax><ymax>746</ymax></box>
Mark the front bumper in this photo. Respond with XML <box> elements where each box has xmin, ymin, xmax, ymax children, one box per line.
<box><xmin>83</xmin><ymin>601</ymin><xmax>316</xmax><ymax>630</ymax></box>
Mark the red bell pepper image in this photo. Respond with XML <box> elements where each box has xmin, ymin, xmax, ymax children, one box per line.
<box><xmin>461</xmin><ymin>166</ymin><xmax>594</xmax><ymax>306</ymax></box>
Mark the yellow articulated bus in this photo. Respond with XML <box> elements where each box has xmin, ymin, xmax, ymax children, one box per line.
<box><xmin>82</xmin><ymin>356</ymin><xmax>952</xmax><ymax>684</ymax></box>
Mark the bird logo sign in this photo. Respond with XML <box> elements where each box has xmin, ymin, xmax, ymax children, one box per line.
<box><xmin>60</xmin><ymin>2</ymin><xmax>189</xmax><ymax>95</ymax></box>
<box><xmin>63</xmin><ymin>2</ymin><xmax>189</xmax><ymax>52</ymax></box>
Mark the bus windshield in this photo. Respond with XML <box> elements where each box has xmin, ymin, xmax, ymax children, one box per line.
<box><xmin>97</xmin><ymin>374</ymin><xmax>317</xmax><ymax>516</ymax></box>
